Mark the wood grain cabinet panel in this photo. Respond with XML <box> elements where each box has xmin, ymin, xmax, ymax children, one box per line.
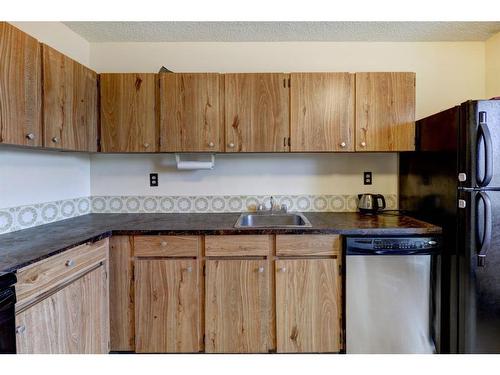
<box><xmin>205</xmin><ymin>259</ymin><xmax>273</xmax><ymax>353</ymax></box>
<box><xmin>134</xmin><ymin>235</ymin><xmax>201</xmax><ymax>257</ymax></box>
<box><xmin>276</xmin><ymin>234</ymin><xmax>341</xmax><ymax>257</ymax></box>
<box><xmin>42</xmin><ymin>45</ymin><xmax>97</xmax><ymax>151</ymax></box>
<box><xmin>290</xmin><ymin>73</ymin><xmax>354</xmax><ymax>151</ymax></box>
<box><xmin>205</xmin><ymin>235</ymin><xmax>272</xmax><ymax>257</ymax></box>
<box><xmin>0</xmin><ymin>22</ymin><xmax>42</xmax><ymax>146</ymax></box>
<box><xmin>224</xmin><ymin>73</ymin><xmax>289</xmax><ymax>152</ymax></box>
<box><xmin>275</xmin><ymin>259</ymin><xmax>342</xmax><ymax>353</ymax></box>
<box><xmin>15</xmin><ymin>239</ymin><xmax>109</xmax><ymax>308</ymax></box>
<box><xmin>16</xmin><ymin>264</ymin><xmax>109</xmax><ymax>354</ymax></box>
<box><xmin>100</xmin><ymin>73</ymin><xmax>158</xmax><ymax>152</ymax></box>
<box><xmin>355</xmin><ymin>72</ymin><xmax>416</xmax><ymax>151</ymax></box>
<box><xmin>135</xmin><ymin>259</ymin><xmax>202</xmax><ymax>353</ymax></box>
<box><xmin>160</xmin><ymin>73</ymin><xmax>222</xmax><ymax>152</ymax></box>
<box><xmin>109</xmin><ymin>236</ymin><xmax>135</xmax><ymax>351</ymax></box>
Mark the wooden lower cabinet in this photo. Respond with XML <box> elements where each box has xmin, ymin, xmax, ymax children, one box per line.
<box><xmin>134</xmin><ymin>258</ymin><xmax>202</xmax><ymax>353</ymax></box>
<box><xmin>109</xmin><ymin>236</ymin><xmax>135</xmax><ymax>351</ymax></box>
<box><xmin>205</xmin><ymin>259</ymin><xmax>273</xmax><ymax>353</ymax></box>
<box><xmin>275</xmin><ymin>259</ymin><xmax>342</xmax><ymax>353</ymax></box>
<box><xmin>15</xmin><ymin>263</ymin><xmax>109</xmax><ymax>354</ymax></box>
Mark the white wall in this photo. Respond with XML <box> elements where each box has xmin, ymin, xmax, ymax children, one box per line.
<box><xmin>91</xmin><ymin>41</ymin><xmax>486</xmax><ymax>119</ymax></box>
<box><xmin>0</xmin><ymin>22</ymin><xmax>91</xmax><ymax>210</ymax></box>
<box><xmin>0</xmin><ymin>149</ymin><xmax>90</xmax><ymax>208</ymax></box>
<box><xmin>486</xmin><ymin>32</ymin><xmax>500</xmax><ymax>98</ymax></box>
<box><xmin>90</xmin><ymin>153</ymin><xmax>397</xmax><ymax>197</ymax></box>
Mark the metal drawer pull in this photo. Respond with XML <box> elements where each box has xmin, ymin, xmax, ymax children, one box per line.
<box><xmin>65</xmin><ymin>259</ymin><xmax>75</xmax><ymax>267</ymax></box>
<box><xmin>258</xmin><ymin>266</ymin><xmax>265</xmax><ymax>273</ymax></box>
<box><xmin>161</xmin><ymin>241</ymin><xmax>168</xmax><ymax>247</ymax></box>
<box><xmin>15</xmin><ymin>325</ymin><xmax>26</xmax><ymax>334</ymax></box>
<box><xmin>279</xmin><ymin>267</ymin><xmax>286</xmax><ymax>273</ymax></box>
<box><xmin>185</xmin><ymin>266</ymin><xmax>193</xmax><ymax>273</ymax></box>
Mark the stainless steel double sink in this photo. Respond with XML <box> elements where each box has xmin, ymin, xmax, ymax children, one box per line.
<box><xmin>234</xmin><ymin>212</ymin><xmax>312</xmax><ymax>228</ymax></box>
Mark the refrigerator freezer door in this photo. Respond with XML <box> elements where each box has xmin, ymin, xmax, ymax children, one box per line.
<box><xmin>460</xmin><ymin>100</ymin><xmax>500</xmax><ymax>189</ymax></box>
<box><xmin>458</xmin><ymin>189</ymin><xmax>500</xmax><ymax>353</ymax></box>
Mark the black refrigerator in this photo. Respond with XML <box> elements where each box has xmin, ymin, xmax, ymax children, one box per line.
<box><xmin>400</xmin><ymin>99</ymin><xmax>500</xmax><ymax>353</ymax></box>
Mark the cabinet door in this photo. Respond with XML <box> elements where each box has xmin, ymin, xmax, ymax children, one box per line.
<box><xmin>355</xmin><ymin>72</ymin><xmax>415</xmax><ymax>151</ymax></box>
<box><xmin>16</xmin><ymin>264</ymin><xmax>109</xmax><ymax>354</ymax></box>
<box><xmin>276</xmin><ymin>259</ymin><xmax>342</xmax><ymax>353</ymax></box>
<box><xmin>135</xmin><ymin>259</ymin><xmax>202</xmax><ymax>353</ymax></box>
<box><xmin>290</xmin><ymin>73</ymin><xmax>354</xmax><ymax>151</ymax></box>
<box><xmin>205</xmin><ymin>259</ymin><xmax>273</xmax><ymax>353</ymax></box>
<box><xmin>42</xmin><ymin>45</ymin><xmax>97</xmax><ymax>151</ymax></box>
<box><xmin>0</xmin><ymin>22</ymin><xmax>42</xmax><ymax>146</ymax></box>
<box><xmin>109</xmin><ymin>236</ymin><xmax>135</xmax><ymax>351</ymax></box>
<box><xmin>100</xmin><ymin>73</ymin><xmax>158</xmax><ymax>152</ymax></box>
<box><xmin>160</xmin><ymin>73</ymin><xmax>222</xmax><ymax>152</ymax></box>
<box><xmin>225</xmin><ymin>73</ymin><xmax>289</xmax><ymax>152</ymax></box>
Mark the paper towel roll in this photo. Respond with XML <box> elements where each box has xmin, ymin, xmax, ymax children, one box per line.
<box><xmin>175</xmin><ymin>154</ymin><xmax>215</xmax><ymax>170</ymax></box>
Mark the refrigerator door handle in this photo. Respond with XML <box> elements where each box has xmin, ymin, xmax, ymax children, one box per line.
<box><xmin>476</xmin><ymin>112</ymin><xmax>493</xmax><ymax>187</ymax></box>
<box><xmin>476</xmin><ymin>191</ymin><xmax>492</xmax><ymax>267</ymax></box>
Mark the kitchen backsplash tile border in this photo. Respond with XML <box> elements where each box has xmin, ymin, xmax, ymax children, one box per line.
<box><xmin>0</xmin><ymin>194</ymin><xmax>397</xmax><ymax>234</ymax></box>
<box><xmin>0</xmin><ymin>197</ymin><xmax>92</xmax><ymax>234</ymax></box>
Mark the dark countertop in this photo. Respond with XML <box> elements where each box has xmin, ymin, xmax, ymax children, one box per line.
<box><xmin>0</xmin><ymin>212</ymin><xmax>441</xmax><ymax>272</ymax></box>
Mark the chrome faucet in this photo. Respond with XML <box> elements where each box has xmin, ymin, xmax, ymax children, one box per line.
<box><xmin>256</xmin><ymin>196</ymin><xmax>288</xmax><ymax>213</ymax></box>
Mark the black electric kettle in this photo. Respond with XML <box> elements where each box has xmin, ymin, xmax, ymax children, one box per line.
<box><xmin>357</xmin><ymin>194</ymin><xmax>386</xmax><ymax>214</ymax></box>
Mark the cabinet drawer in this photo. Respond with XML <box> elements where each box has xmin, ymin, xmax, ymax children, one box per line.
<box><xmin>134</xmin><ymin>236</ymin><xmax>201</xmax><ymax>257</ymax></box>
<box><xmin>276</xmin><ymin>235</ymin><xmax>341</xmax><ymax>257</ymax></box>
<box><xmin>205</xmin><ymin>235</ymin><xmax>272</xmax><ymax>257</ymax></box>
<box><xmin>16</xmin><ymin>238</ymin><xmax>109</xmax><ymax>307</ymax></box>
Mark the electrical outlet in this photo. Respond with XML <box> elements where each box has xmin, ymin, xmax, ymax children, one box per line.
<box><xmin>364</xmin><ymin>171</ymin><xmax>372</xmax><ymax>185</ymax></box>
<box><xmin>149</xmin><ymin>173</ymin><xmax>158</xmax><ymax>187</ymax></box>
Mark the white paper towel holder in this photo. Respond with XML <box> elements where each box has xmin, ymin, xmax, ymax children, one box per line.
<box><xmin>175</xmin><ymin>154</ymin><xmax>215</xmax><ymax>170</ymax></box>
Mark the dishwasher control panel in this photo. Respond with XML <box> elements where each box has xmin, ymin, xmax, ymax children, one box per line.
<box><xmin>346</xmin><ymin>237</ymin><xmax>441</xmax><ymax>255</ymax></box>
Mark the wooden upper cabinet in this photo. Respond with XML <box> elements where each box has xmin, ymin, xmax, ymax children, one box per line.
<box><xmin>205</xmin><ymin>259</ymin><xmax>273</xmax><ymax>353</ymax></box>
<box><xmin>224</xmin><ymin>73</ymin><xmax>289</xmax><ymax>152</ymax></box>
<box><xmin>0</xmin><ymin>22</ymin><xmax>42</xmax><ymax>146</ymax></box>
<box><xmin>290</xmin><ymin>73</ymin><xmax>354</xmax><ymax>151</ymax></box>
<box><xmin>355</xmin><ymin>72</ymin><xmax>416</xmax><ymax>151</ymax></box>
<box><xmin>100</xmin><ymin>73</ymin><xmax>158</xmax><ymax>152</ymax></box>
<box><xmin>42</xmin><ymin>45</ymin><xmax>97</xmax><ymax>151</ymax></box>
<box><xmin>275</xmin><ymin>259</ymin><xmax>342</xmax><ymax>353</ymax></box>
<box><xmin>160</xmin><ymin>73</ymin><xmax>222</xmax><ymax>152</ymax></box>
<box><xmin>135</xmin><ymin>259</ymin><xmax>202</xmax><ymax>353</ymax></box>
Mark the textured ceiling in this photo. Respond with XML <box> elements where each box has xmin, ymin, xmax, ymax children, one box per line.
<box><xmin>63</xmin><ymin>21</ymin><xmax>500</xmax><ymax>42</ymax></box>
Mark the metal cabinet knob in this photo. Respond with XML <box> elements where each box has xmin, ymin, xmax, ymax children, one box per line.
<box><xmin>26</xmin><ymin>133</ymin><xmax>35</xmax><ymax>140</ymax></box>
<box><xmin>186</xmin><ymin>266</ymin><xmax>193</xmax><ymax>273</ymax></box>
<box><xmin>279</xmin><ymin>267</ymin><xmax>286</xmax><ymax>273</ymax></box>
<box><xmin>228</xmin><ymin>142</ymin><xmax>235</xmax><ymax>148</ymax></box>
<box><xmin>160</xmin><ymin>241</ymin><xmax>167</xmax><ymax>247</ymax></box>
<box><xmin>340</xmin><ymin>142</ymin><xmax>347</xmax><ymax>148</ymax></box>
<box><xmin>208</xmin><ymin>141</ymin><xmax>215</xmax><ymax>148</ymax></box>
<box><xmin>15</xmin><ymin>325</ymin><xmax>26</xmax><ymax>334</ymax></box>
<box><xmin>65</xmin><ymin>259</ymin><xmax>75</xmax><ymax>267</ymax></box>
<box><xmin>258</xmin><ymin>266</ymin><xmax>265</xmax><ymax>273</ymax></box>
<box><xmin>143</xmin><ymin>143</ymin><xmax>150</xmax><ymax>148</ymax></box>
<box><xmin>52</xmin><ymin>137</ymin><xmax>59</xmax><ymax>143</ymax></box>
<box><xmin>360</xmin><ymin>141</ymin><xmax>366</xmax><ymax>147</ymax></box>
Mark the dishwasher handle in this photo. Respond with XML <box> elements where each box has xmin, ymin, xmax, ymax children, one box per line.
<box><xmin>347</xmin><ymin>247</ymin><xmax>438</xmax><ymax>256</ymax></box>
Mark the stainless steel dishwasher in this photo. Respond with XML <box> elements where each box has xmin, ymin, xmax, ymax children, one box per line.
<box><xmin>346</xmin><ymin>236</ymin><xmax>441</xmax><ymax>354</ymax></box>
